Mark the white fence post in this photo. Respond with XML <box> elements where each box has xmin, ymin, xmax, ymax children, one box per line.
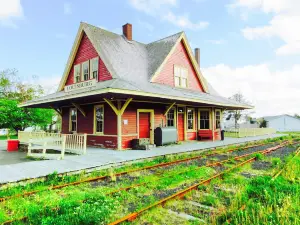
<box><xmin>83</xmin><ymin>133</ymin><xmax>87</xmax><ymax>155</ymax></box>
<box><xmin>61</xmin><ymin>135</ymin><xmax>66</xmax><ymax>160</ymax></box>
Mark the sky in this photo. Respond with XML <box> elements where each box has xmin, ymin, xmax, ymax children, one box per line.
<box><xmin>0</xmin><ymin>0</ymin><xmax>299</xmax><ymax>117</ymax></box>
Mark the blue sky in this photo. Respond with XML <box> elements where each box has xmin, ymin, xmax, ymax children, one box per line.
<box><xmin>0</xmin><ymin>0</ymin><xmax>299</xmax><ymax>116</ymax></box>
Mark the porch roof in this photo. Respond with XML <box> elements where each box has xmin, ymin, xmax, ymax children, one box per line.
<box><xmin>20</xmin><ymin>78</ymin><xmax>252</xmax><ymax>109</ymax></box>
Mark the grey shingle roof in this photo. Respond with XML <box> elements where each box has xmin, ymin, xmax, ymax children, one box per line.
<box><xmin>21</xmin><ymin>22</ymin><xmax>252</xmax><ymax>109</ymax></box>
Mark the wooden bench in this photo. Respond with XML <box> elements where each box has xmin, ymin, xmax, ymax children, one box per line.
<box><xmin>27</xmin><ymin>136</ymin><xmax>66</xmax><ymax>160</ymax></box>
<box><xmin>198</xmin><ymin>130</ymin><xmax>213</xmax><ymax>140</ymax></box>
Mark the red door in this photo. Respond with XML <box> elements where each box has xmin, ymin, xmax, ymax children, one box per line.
<box><xmin>139</xmin><ymin>112</ymin><xmax>150</xmax><ymax>138</ymax></box>
<box><xmin>178</xmin><ymin>113</ymin><xmax>184</xmax><ymax>141</ymax></box>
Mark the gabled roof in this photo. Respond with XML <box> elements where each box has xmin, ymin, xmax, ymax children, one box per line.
<box><xmin>58</xmin><ymin>22</ymin><xmax>208</xmax><ymax>92</ymax></box>
<box><xmin>22</xmin><ymin>22</ymin><xmax>252</xmax><ymax>109</ymax></box>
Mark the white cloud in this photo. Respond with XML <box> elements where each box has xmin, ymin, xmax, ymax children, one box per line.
<box><xmin>63</xmin><ymin>2</ymin><xmax>72</xmax><ymax>15</ymax></box>
<box><xmin>163</xmin><ymin>11</ymin><xmax>209</xmax><ymax>31</ymax></box>
<box><xmin>128</xmin><ymin>0</ymin><xmax>208</xmax><ymax>31</ymax></box>
<box><xmin>206</xmin><ymin>39</ymin><xmax>226</xmax><ymax>45</ymax></box>
<box><xmin>203</xmin><ymin>63</ymin><xmax>300</xmax><ymax>117</ymax></box>
<box><xmin>230</xmin><ymin>0</ymin><xmax>300</xmax><ymax>55</ymax></box>
<box><xmin>0</xmin><ymin>0</ymin><xmax>23</xmax><ymax>28</ymax></box>
<box><xmin>128</xmin><ymin>0</ymin><xmax>177</xmax><ymax>15</ymax></box>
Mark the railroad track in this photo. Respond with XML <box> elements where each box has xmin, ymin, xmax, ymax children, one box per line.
<box><xmin>2</xmin><ymin>141</ymin><xmax>297</xmax><ymax>225</ymax></box>
<box><xmin>0</xmin><ymin>140</ymin><xmax>279</xmax><ymax>202</ymax></box>
<box><xmin>107</xmin><ymin>142</ymin><xmax>298</xmax><ymax>225</ymax></box>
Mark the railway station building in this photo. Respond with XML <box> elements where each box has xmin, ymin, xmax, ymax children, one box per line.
<box><xmin>21</xmin><ymin>22</ymin><xmax>251</xmax><ymax>150</ymax></box>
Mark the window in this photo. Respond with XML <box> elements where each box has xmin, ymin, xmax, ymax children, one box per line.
<box><xmin>187</xmin><ymin>108</ymin><xmax>194</xmax><ymax>130</ymax></box>
<box><xmin>167</xmin><ymin>108</ymin><xmax>175</xmax><ymax>127</ymax></box>
<box><xmin>74</xmin><ymin>64</ymin><xmax>81</xmax><ymax>83</ymax></box>
<box><xmin>82</xmin><ymin>61</ymin><xmax>89</xmax><ymax>81</ymax></box>
<box><xmin>199</xmin><ymin>110</ymin><xmax>210</xmax><ymax>129</ymax></box>
<box><xmin>215</xmin><ymin>110</ymin><xmax>221</xmax><ymax>129</ymax></box>
<box><xmin>69</xmin><ymin>108</ymin><xmax>77</xmax><ymax>132</ymax></box>
<box><xmin>174</xmin><ymin>65</ymin><xmax>188</xmax><ymax>88</ymax></box>
<box><xmin>94</xmin><ymin>105</ymin><xmax>104</xmax><ymax>133</ymax></box>
<box><xmin>90</xmin><ymin>57</ymin><xmax>99</xmax><ymax>79</ymax></box>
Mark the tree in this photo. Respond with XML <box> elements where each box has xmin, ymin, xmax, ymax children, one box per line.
<box><xmin>224</xmin><ymin>92</ymin><xmax>254</xmax><ymax>128</ymax></box>
<box><xmin>259</xmin><ymin>118</ymin><xmax>268</xmax><ymax>128</ymax></box>
<box><xmin>0</xmin><ymin>69</ymin><xmax>55</xmax><ymax>132</ymax></box>
<box><xmin>295</xmin><ymin>114</ymin><xmax>300</xmax><ymax>119</ymax></box>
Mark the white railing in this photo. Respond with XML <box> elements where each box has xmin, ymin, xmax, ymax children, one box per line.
<box><xmin>18</xmin><ymin>131</ymin><xmax>87</xmax><ymax>155</ymax></box>
<box><xmin>225</xmin><ymin>128</ymin><xmax>276</xmax><ymax>138</ymax></box>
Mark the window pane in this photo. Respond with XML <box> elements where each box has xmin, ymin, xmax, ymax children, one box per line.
<box><xmin>167</xmin><ymin>109</ymin><xmax>175</xmax><ymax>127</ymax></box>
<box><xmin>181</xmin><ymin>69</ymin><xmax>187</xmax><ymax>78</ymax></box>
<box><xmin>187</xmin><ymin>109</ymin><xmax>194</xmax><ymax>130</ymax></box>
<box><xmin>95</xmin><ymin>106</ymin><xmax>104</xmax><ymax>133</ymax></box>
<box><xmin>200</xmin><ymin>111</ymin><xmax>210</xmax><ymax>129</ymax></box>
<box><xmin>175</xmin><ymin>77</ymin><xmax>180</xmax><ymax>87</ymax></box>
<box><xmin>181</xmin><ymin>78</ymin><xmax>187</xmax><ymax>88</ymax></box>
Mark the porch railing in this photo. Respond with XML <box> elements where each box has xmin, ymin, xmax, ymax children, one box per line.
<box><xmin>18</xmin><ymin>131</ymin><xmax>87</xmax><ymax>155</ymax></box>
<box><xmin>225</xmin><ymin>128</ymin><xmax>276</xmax><ymax>138</ymax></box>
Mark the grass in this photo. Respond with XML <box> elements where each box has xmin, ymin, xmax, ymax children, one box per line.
<box><xmin>0</xmin><ymin>135</ymin><xmax>298</xmax><ymax>224</ymax></box>
<box><xmin>0</xmin><ymin>135</ymin><xmax>18</xmax><ymax>140</ymax></box>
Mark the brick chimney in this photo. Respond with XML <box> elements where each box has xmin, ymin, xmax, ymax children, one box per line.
<box><xmin>122</xmin><ymin>23</ymin><xmax>132</xmax><ymax>41</ymax></box>
<box><xmin>194</xmin><ymin>48</ymin><xmax>200</xmax><ymax>68</ymax></box>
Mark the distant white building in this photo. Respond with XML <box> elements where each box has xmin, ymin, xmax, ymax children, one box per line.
<box><xmin>263</xmin><ymin>114</ymin><xmax>300</xmax><ymax>132</ymax></box>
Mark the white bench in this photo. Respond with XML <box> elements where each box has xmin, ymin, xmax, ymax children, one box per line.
<box><xmin>27</xmin><ymin>136</ymin><xmax>66</xmax><ymax>160</ymax></box>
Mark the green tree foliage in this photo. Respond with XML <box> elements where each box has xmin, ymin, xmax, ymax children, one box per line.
<box><xmin>0</xmin><ymin>69</ymin><xmax>55</xmax><ymax>132</ymax></box>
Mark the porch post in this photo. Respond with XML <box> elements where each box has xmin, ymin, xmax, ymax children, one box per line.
<box><xmin>212</xmin><ymin>108</ymin><xmax>215</xmax><ymax>141</ymax></box>
<box><xmin>103</xmin><ymin>98</ymin><xmax>132</xmax><ymax>150</ymax></box>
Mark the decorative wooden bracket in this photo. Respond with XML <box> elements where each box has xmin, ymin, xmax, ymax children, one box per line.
<box><xmin>164</xmin><ymin>102</ymin><xmax>176</xmax><ymax>116</ymax></box>
<box><xmin>104</xmin><ymin>98</ymin><xmax>133</xmax><ymax>150</ymax></box>
<box><xmin>103</xmin><ymin>98</ymin><xmax>133</xmax><ymax>116</ymax></box>
<box><xmin>50</xmin><ymin>106</ymin><xmax>62</xmax><ymax>117</ymax></box>
<box><xmin>71</xmin><ymin>103</ymin><xmax>86</xmax><ymax>117</ymax></box>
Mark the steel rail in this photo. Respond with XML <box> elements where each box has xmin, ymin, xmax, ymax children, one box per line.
<box><xmin>0</xmin><ymin>141</ymin><xmax>272</xmax><ymax>202</ymax></box>
<box><xmin>107</xmin><ymin>144</ymin><xmax>287</xmax><ymax>225</ymax></box>
<box><xmin>1</xmin><ymin>142</ymin><xmax>292</xmax><ymax>225</ymax></box>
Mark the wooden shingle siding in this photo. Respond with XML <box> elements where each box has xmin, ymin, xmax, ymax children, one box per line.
<box><xmin>87</xmin><ymin>136</ymin><xmax>117</xmax><ymax>148</ymax></box>
<box><xmin>187</xmin><ymin>132</ymin><xmax>197</xmax><ymax>140</ymax></box>
<box><xmin>153</xmin><ymin>40</ymin><xmax>204</xmax><ymax>92</ymax></box>
<box><xmin>65</xmin><ymin>33</ymin><xmax>112</xmax><ymax>86</ymax></box>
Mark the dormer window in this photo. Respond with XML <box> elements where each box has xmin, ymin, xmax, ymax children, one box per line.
<box><xmin>174</xmin><ymin>65</ymin><xmax>188</xmax><ymax>88</ymax></box>
<box><xmin>82</xmin><ymin>61</ymin><xmax>89</xmax><ymax>81</ymax></box>
<box><xmin>90</xmin><ymin>57</ymin><xmax>99</xmax><ymax>79</ymax></box>
<box><xmin>74</xmin><ymin>64</ymin><xmax>81</xmax><ymax>83</ymax></box>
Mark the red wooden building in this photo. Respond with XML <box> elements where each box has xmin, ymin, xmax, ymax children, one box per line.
<box><xmin>21</xmin><ymin>22</ymin><xmax>251</xmax><ymax>150</ymax></box>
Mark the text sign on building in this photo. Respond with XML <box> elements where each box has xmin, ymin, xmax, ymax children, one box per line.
<box><xmin>64</xmin><ymin>79</ymin><xmax>96</xmax><ymax>92</ymax></box>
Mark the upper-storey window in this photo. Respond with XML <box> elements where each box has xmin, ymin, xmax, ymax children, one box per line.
<box><xmin>82</xmin><ymin>61</ymin><xmax>89</xmax><ymax>81</ymax></box>
<box><xmin>174</xmin><ymin>65</ymin><xmax>188</xmax><ymax>88</ymax></box>
<box><xmin>74</xmin><ymin>64</ymin><xmax>81</xmax><ymax>83</ymax></box>
<box><xmin>90</xmin><ymin>57</ymin><xmax>99</xmax><ymax>79</ymax></box>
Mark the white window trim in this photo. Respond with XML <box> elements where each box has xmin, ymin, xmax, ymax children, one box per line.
<box><xmin>215</xmin><ymin>109</ymin><xmax>221</xmax><ymax>130</ymax></box>
<box><xmin>174</xmin><ymin>65</ymin><xmax>188</xmax><ymax>88</ymax></box>
<box><xmin>94</xmin><ymin>104</ymin><xmax>104</xmax><ymax>134</ymax></box>
<box><xmin>187</xmin><ymin>108</ymin><xmax>195</xmax><ymax>131</ymax></box>
<box><xmin>81</xmin><ymin>61</ymin><xmax>89</xmax><ymax>81</ymax></box>
<box><xmin>69</xmin><ymin>108</ymin><xmax>77</xmax><ymax>132</ymax></box>
<box><xmin>90</xmin><ymin>57</ymin><xmax>99</xmax><ymax>80</ymax></box>
<box><xmin>198</xmin><ymin>109</ymin><xmax>211</xmax><ymax>130</ymax></box>
<box><xmin>74</xmin><ymin>64</ymin><xmax>81</xmax><ymax>83</ymax></box>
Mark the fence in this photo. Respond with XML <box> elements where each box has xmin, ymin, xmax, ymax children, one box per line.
<box><xmin>18</xmin><ymin>131</ymin><xmax>87</xmax><ymax>155</ymax></box>
<box><xmin>225</xmin><ymin>128</ymin><xmax>276</xmax><ymax>138</ymax></box>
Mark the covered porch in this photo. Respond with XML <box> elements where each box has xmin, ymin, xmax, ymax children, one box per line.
<box><xmin>20</xmin><ymin>91</ymin><xmax>249</xmax><ymax>150</ymax></box>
